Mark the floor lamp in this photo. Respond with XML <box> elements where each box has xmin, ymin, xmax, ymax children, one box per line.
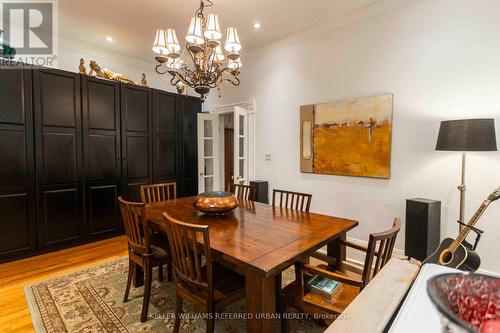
<box><xmin>435</xmin><ymin>118</ymin><xmax>497</xmax><ymax>231</ymax></box>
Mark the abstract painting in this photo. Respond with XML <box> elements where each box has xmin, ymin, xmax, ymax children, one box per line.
<box><xmin>300</xmin><ymin>94</ymin><xmax>393</xmax><ymax>178</ymax></box>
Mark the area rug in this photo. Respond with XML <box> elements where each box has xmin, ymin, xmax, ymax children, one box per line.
<box><xmin>24</xmin><ymin>257</ymin><xmax>326</xmax><ymax>332</ymax></box>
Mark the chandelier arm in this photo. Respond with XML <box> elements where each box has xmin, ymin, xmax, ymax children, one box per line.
<box><xmin>155</xmin><ymin>64</ymin><xmax>170</xmax><ymax>75</ymax></box>
<box><xmin>211</xmin><ymin>66</ymin><xmax>236</xmax><ymax>85</ymax></box>
<box><xmin>169</xmin><ymin>74</ymin><xmax>180</xmax><ymax>86</ymax></box>
<box><xmin>222</xmin><ymin>75</ymin><xmax>240</xmax><ymax>87</ymax></box>
<box><xmin>172</xmin><ymin>71</ymin><xmax>193</xmax><ymax>88</ymax></box>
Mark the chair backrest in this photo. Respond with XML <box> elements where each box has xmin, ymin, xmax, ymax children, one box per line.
<box><xmin>118</xmin><ymin>197</ymin><xmax>149</xmax><ymax>255</ymax></box>
<box><xmin>229</xmin><ymin>183</ymin><xmax>256</xmax><ymax>201</ymax></box>
<box><xmin>162</xmin><ymin>212</ymin><xmax>213</xmax><ymax>293</ymax></box>
<box><xmin>140</xmin><ymin>182</ymin><xmax>177</xmax><ymax>204</ymax></box>
<box><xmin>361</xmin><ymin>218</ymin><xmax>401</xmax><ymax>287</ymax></box>
<box><xmin>272</xmin><ymin>189</ymin><xmax>312</xmax><ymax>212</ymax></box>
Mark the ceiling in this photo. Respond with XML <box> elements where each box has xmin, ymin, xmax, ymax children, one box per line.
<box><xmin>58</xmin><ymin>0</ymin><xmax>387</xmax><ymax>62</ymax></box>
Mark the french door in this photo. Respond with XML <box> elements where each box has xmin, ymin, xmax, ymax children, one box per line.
<box><xmin>197</xmin><ymin>113</ymin><xmax>220</xmax><ymax>193</ymax></box>
<box><xmin>233</xmin><ymin>106</ymin><xmax>248</xmax><ymax>185</ymax></box>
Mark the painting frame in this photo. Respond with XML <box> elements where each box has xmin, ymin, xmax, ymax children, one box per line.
<box><xmin>300</xmin><ymin>94</ymin><xmax>393</xmax><ymax>179</ymax></box>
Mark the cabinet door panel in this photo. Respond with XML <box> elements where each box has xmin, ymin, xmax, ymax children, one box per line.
<box><xmin>156</xmin><ymin>138</ymin><xmax>177</xmax><ymax>178</ymax></box>
<box><xmin>0</xmin><ymin>68</ymin><xmax>36</xmax><ymax>259</ymax></box>
<box><xmin>0</xmin><ymin>70</ymin><xmax>25</xmax><ymax>124</ymax></box>
<box><xmin>153</xmin><ymin>90</ymin><xmax>178</xmax><ymax>187</ymax></box>
<box><xmin>125</xmin><ymin>89</ymin><xmax>149</xmax><ymax>132</ymax></box>
<box><xmin>179</xmin><ymin>97</ymin><xmax>200</xmax><ymax>197</ymax></box>
<box><xmin>0</xmin><ymin>131</ymin><xmax>27</xmax><ymax>189</ymax></box>
<box><xmin>87</xmin><ymin>134</ymin><xmax>117</xmax><ymax>181</ymax></box>
<box><xmin>127</xmin><ymin>136</ymin><xmax>149</xmax><ymax>179</ymax></box>
<box><xmin>42</xmin><ymin>133</ymin><xmax>77</xmax><ymax>185</ymax></box>
<box><xmin>39</xmin><ymin>71</ymin><xmax>76</xmax><ymax>127</ymax></box>
<box><xmin>156</xmin><ymin>93</ymin><xmax>176</xmax><ymax>135</ymax></box>
<box><xmin>82</xmin><ymin>76</ymin><xmax>121</xmax><ymax>237</ymax></box>
<box><xmin>88</xmin><ymin>185</ymin><xmax>118</xmax><ymax>235</ymax></box>
<box><xmin>0</xmin><ymin>194</ymin><xmax>31</xmax><ymax>255</ymax></box>
<box><xmin>182</xmin><ymin>98</ymin><xmax>198</xmax><ymax>138</ymax></box>
<box><xmin>43</xmin><ymin>189</ymin><xmax>79</xmax><ymax>244</ymax></box>
<box><xmin>34</xmin><ymin>69</ymin><xmax>83</xmax><ymax>247</ymax></box>
<box><xmin>88</xmin><ymin>81</ymin><xmax>116</xmax><ymax>130</ymax></box>
<box><xmin>121</xmin><ymin>84</ymin><xmax>152</xmax><ymax>200</ymax></box>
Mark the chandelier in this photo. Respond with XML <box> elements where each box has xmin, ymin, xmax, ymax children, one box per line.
<box><xmin>152</xmin><ymin>0</ymin><xmax>242</xmax><ymax>99</ymax></box>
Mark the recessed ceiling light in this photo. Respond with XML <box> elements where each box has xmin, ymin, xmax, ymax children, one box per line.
<box><xmin>106</xmin><ymin>36</ymin><xmax>113</xmax><ymax>42</ymax></box>
<box><xmin>253</xmin><ymin>22</ymin><xmax>261</xmax><ymax>30</ymax></box>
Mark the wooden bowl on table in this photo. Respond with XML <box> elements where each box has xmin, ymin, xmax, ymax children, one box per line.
<box><xmin>193</xmin><ymin>191</ymin><xmax>239</xmax><ymax>215</ymax></box>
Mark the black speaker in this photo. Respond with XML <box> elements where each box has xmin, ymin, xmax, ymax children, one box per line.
<box><xmin>250</xmin><ymin>180</ymin><xmax>269</xmax><ymax>204</ymax></box>
<box><xmin>405</xmin><ymin>198</ymin><xmax>441</xmax><ymax>261</ymax></box>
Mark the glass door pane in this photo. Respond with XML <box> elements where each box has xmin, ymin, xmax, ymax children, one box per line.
<box><xmin>233</xmin><ymin>107</ymin><xmax>248</xmax><ymax>184</ymax></box>
<box><xmin>198</xmin><ymin>113</ymin><xmax>219</xmax><ymax>193</ymax></box>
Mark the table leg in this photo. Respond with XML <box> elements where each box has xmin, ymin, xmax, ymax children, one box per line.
<box><xmin>327</xmin><ymin>233</ymin><xmax>346</xmax><ymax>271</ymax></box>
<box><xmin>246</xmin><ymin>270</ymin><xmax>276</xmax><ymax>333</ymax></box>
<box><xmin>133</xmin><ymin>264</ymin><xmax>144</xmax><ymax>287</ymax></box>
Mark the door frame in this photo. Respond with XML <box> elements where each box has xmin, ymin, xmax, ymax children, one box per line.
<box><xmin>207</xmin><ymin>99</ymin><xmax>256</xmax><ymax>192</ymax></box>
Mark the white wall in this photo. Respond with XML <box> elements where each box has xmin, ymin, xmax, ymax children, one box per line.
<box><xmin>205</xmin><ymin>0</ymin><xmax>500</xmax><ymax>273</ymax></box>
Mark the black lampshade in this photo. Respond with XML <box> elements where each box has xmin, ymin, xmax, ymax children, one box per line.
<box><xmin>436</xmin><ymin>119</ymin><xmax>497</xmax><ymax>151</ymax></box>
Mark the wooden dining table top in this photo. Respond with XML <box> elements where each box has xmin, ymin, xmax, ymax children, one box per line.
<box><xmin>145</xmin><ymin>196</ymin><xmax>358</xmax><ymax>277</ymax></box>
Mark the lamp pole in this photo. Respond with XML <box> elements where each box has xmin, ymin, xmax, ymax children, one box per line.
<box><xmin>458</xmin><ymin>152</ymin><xmax>466</xmax><ymax>231</ymax></box>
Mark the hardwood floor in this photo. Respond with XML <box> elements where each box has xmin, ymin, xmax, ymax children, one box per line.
<box><xmin>0</xmin><ymin>236</ymin><xmax>128</xmax><ymax>333</ymax></box>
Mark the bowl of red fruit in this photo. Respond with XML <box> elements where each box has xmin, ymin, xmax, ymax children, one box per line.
<box><xmin>427</xmin><ymin>273</ymin><xmax>500</xmax><ymax>333</ymax></box>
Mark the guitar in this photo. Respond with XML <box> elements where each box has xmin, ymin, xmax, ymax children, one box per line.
<box><xmin>423</xmin><ymin>186</ymin><xmax>500</xmax><ymax>271</ymax></box>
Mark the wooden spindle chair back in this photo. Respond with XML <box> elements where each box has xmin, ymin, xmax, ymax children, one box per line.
<box><xmin>272</xmin><ymin>189</ymin><xmax>312</xmax><ymax>212</ymax></box>
<box><xmin>162</xmin><ymin>212</ymin><xmax>213</xmax><ymax>292</ymax></box>
<box><xmin>118</xmin><ymin>197</ymin><xmax>149</xmax><ymax>255</ymax></box>
<box><xmin>140</xmin><ymin>182</ymin><xmax>177</xmax><ymax>204</ymax></box>
<box><xmin>229</xmin><ymin>183</ymin><xmax>256</xmax><ymax>201</ymax></box>
<box><xmin>361</xmin><ymin>218</ymin><xmax>401</xmax><ymax>287</ymax></box>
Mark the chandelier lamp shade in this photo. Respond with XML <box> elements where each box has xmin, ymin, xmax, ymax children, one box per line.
<box><xmin>152</xmin><ymin>0</ymin><xmax>242</xmax><ymax>99</ymax></box>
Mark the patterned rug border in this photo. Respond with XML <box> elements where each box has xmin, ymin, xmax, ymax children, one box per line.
<box><xmin>24</xmin><ymin>285</ymin><xmax>48</xmax><ymax>333</ymax></box>
<box><xmin>24</xmin><ymin>256</ymin><xmax>129</xmax><ymax>333</ymax></box>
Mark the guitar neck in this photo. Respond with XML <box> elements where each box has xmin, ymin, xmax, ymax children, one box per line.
<box><xmin>450</xmin><ymin>200</ymin><xmax>491</xmax><ymax>252</ymax></box>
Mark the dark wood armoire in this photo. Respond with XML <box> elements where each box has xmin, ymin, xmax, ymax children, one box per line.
<box><xmin>0</xmin><ymin>66</ymin><xmax>201</xmax><ymax>261</ymax></box>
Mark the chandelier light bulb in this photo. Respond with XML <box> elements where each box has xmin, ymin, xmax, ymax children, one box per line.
<box><xmin>186</xmin><ymin>17</ymin><xmax>204</xmax><ymax>45</ymax></box>
<box><xmin>224</xmin><ymin>27</ymin><xmax>242</xmax><ymax>53</ymax></box>
<box><xmin>167</xmin><ymin>57</ymin><xmax>184</xmax><ymax>70</ymax></box>
<box><xmin>165</xmin><ymin>29</ymin><xmax>181</xmax><ymax>57</ymax></box>
<box><xmin>215</xmin><ymin>45</ymin><xmax>225</xmax><ymax>61</ymax></box>
<box><xmin>204</xmin><ymin>14</ymin><xmax>222</xmax><ymax>40</ymax></box>
<box><xmin>228</xmin><ymin>58</ymin><xmax>242</xmax><ymax>70</ymax></box>
<box><xmin>152</xmin><ymin>29</ymin><xmax>168</xmax><ymax>55</ymax></box>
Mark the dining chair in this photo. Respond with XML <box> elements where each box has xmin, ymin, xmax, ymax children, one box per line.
<box><xmin>140</xmin><ymin>182</ymin><xmax>177</xmax><ymax>281</ymax></box>
<box><xmin>280</xmin><ymin>218</ymin><xmax>401</xmax><ymax>332</ymax></box>
<box><xmin>272</xmin><ymin>189</ymin><xmax>312</xmax><ymax>212</ymax></box>
<box><xmin>272</xmin><ymin>188</ymin><xmax>313</xmax><ymax>311</ymax></box>
<box><xmin>229</xmin><ymin>183</ymin><xmax>257</xmax><ymax>201</ymax></box>
<box><xmin>140</xmin><ymin>182</ymin><xmax>177</xmax><ymax>204</ymax></box>
<box><xmin>118</xmin><ymin>197</ymin><xmax>173</xmax><ymax>322</ymax></box>
<box><xmin>162</xmin><ymin>212</ymin><xmax>246</xmax><ymax>333</ymax></box>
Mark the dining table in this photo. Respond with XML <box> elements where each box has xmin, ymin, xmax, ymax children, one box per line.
<box><xmin>138</xmin><ymin>196</ymin><xmax>358</xmax><ymax>333</ymax></box>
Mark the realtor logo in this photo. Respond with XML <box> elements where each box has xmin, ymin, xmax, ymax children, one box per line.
<box><xmin>0</xmin><ymin>0</ymin><xmax>58</xmax><ymax>66</ymax></box>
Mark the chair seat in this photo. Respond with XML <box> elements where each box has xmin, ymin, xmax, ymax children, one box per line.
<box><xmin>150</xmin><ymin>243</ymin><xmax>170</xmax><ymax>259</ymax></box>
<box><xmin>176</xmin><ymin>262</ymin><xmax>246</xmax><ymax>308</ymax></box>
<box><xmin>137</xmin><ymin>233</ymin><xmax>170</xmax><ymax>259</ymax></box>
<box><xmin>282</xmin><ymin>266</ymin><xmax>361</xmax><ymax>315</ymax></box>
